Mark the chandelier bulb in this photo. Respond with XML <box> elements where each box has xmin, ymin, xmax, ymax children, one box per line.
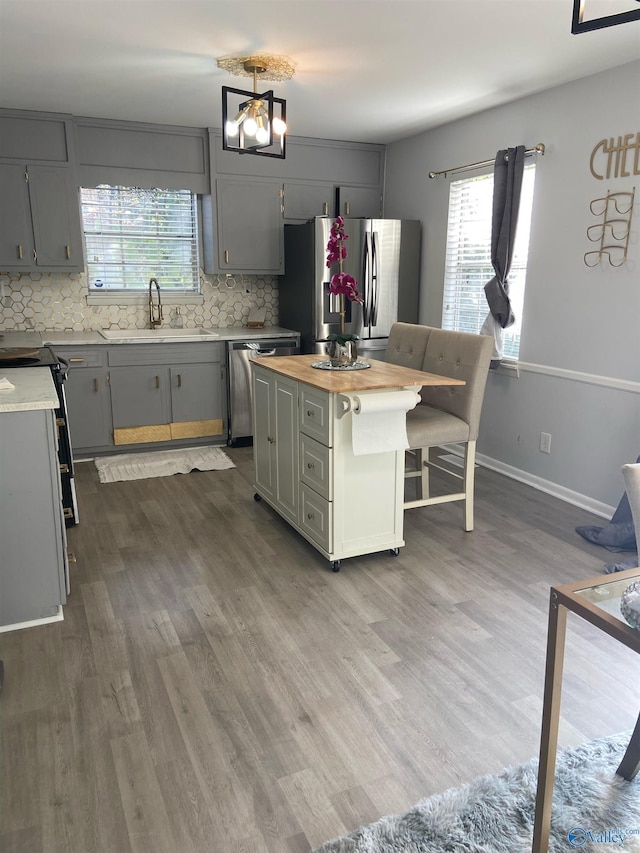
<box><xmin>272</xmin><ymin>116</ymin><xmax>287</xmax><ymax>136</ymax></box>
<box><xmin>225</xmin><ymin>120</ymin><xmax>239</xmax><ymax>137</ymax></box>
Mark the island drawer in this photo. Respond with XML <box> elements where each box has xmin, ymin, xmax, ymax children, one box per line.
<box><xmin>299</xmin><ymin>483</ymin><xmax>332</xmax><ymax>552</ymax></box>
<box><xmin>300</xmin><ymin>385</ymin><xmax>332</xmax><ymax>446</ymax></box>
<box><xmin>300</xmin><ymin>434</ymin><xmax>331</xmax><ymax>500</ymax></box>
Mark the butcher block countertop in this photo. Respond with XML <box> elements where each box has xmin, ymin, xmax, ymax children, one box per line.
<box><xmin>251</xmin><ymin>354</ymin><xmax>465</xmax><ymax>393</ymax></box>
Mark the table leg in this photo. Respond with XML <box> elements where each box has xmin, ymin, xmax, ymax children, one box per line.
<box><xmin>616</xmin><ymin>711</ymin><xmax>640</xmax><ymax>780</ymax></box>
<box><xmin>532</xmin><ymin>593</ymin><xmax>568</xmax><ymax>853</ymax></box>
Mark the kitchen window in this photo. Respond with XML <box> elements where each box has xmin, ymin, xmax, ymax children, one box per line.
<box><xmin>81</xmin><ymin>186</ymin><xmax>200</xmax><ymax>294</ymax></box>
<box><xmin>441</xmin><ymin>164</ymin><xmax>536</xmax><ymax>360</ymax></box>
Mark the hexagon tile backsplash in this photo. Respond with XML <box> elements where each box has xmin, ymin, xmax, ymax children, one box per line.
<box><xmin>0</xmin><ymin>270</ymin><xmax>279</xmax><ymax>332</ymax></box>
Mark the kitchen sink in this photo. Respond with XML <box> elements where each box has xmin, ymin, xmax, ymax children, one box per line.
<box><xmin>100</xmin><ymin>328</ymin><xmax>219</xmax><ymax>341</ymax></box>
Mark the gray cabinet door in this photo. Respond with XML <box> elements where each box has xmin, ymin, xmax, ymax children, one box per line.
<box><xmin>216</xmin><ymin>179</ymin><xmax>283</xmax><ymax>273</ymax></box>
<box><xmin>0</xmin><ymin>162</ymin><xmax>83</xmax><ymax>272</ymax></box>
<box><xmin>283</xmin><ymin>182</ymin><xmax>331</xmax><ymax>221</ymax></box>
<box><xmin>64</xmin><ymin>367</ymin><xmax>112</xmax><ymax>450</ymax></box>
<box><xmin>110</xmin><ymin>365</ymin><xmax>170</xmax><ymax>428</ymax></box>
<box><xmin>28</xmin><ymin>164</ymin><xmax>83</xmax><ymax>270</ymax></box>
<box><xmin>0</xmin><ymin>163</ymin><xmax>34</xmax><ymax>268</ymax></box>
<box><xmin>170</xmin><ymin>362</ymin><xmax>224</xmax><ymax>425</ymax></box>
<box><xmin>336</xmin><ymin>186</ymin><xmax>382</xmax><ymax>218</ymax></box>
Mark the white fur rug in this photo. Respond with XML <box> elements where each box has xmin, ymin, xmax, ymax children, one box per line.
<box><xmin>313</xmin><ymin>733</ymin><xmax>640</xmax><ymax>852</ymax></box>
<box><xmin>94</xmin><ymin>446</ymin><xmax>235</xmax><ymax>483</ymax></box>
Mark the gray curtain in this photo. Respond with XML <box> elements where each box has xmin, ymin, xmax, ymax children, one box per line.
<box><xmin>480</xmin><ymin>145</ymin><xmax>526</xmax><ymax>360</ymax></box>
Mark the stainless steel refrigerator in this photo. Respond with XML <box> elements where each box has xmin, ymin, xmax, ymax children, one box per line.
<box><xmin>279</xmin><ymin>217</ymin><xmax>421</xmax><ymax>359</ymax></box>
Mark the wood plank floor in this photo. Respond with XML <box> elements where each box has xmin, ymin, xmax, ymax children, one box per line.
<box><xmin>2</xmin><ymin>449</ymin><xmax>638</xmax><ymax>852</ymax></box>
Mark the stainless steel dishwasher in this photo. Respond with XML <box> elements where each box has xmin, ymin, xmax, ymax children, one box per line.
<box><xmin>227</xmin><ymin>337</ymin><xmax>300</xmax><ymax>445</ymax></box>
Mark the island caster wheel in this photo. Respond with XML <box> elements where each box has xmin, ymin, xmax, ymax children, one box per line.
<box><xmin>389</xmin><ymin>548</ymin><xmax>400</xmax><ymax>557</ymax></box>
<box><xmin>253</xmin><ymin>493</ymin><xmax>262</xmax><ymax>502</ymax></box>
<box><xmin>331</xmin><ymin>560</ymin><xmax>341</xmax><ymax>572</ymax></box>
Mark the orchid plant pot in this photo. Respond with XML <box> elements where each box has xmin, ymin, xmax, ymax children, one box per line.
<box><xmin>327</xmin><ymin>337</ymin><xmax>358</xmax><ymax>367</ymax></box>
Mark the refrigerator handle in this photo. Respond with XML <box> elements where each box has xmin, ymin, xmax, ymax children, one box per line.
<box><xmin>371</xmin><ymin>231</ymin><xmax>379</xmax><ymax>325</ymax></box>
<box><xmin>363</xmin><ymin>231</ymin><xmax>372</xmax><ymax>327</ymax></box>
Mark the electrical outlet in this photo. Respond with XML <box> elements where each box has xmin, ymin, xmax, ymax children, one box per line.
<box><xmin>540</xmin><ymin>432</ymin><xmax>552</xmax><ymax>454</ymax></box>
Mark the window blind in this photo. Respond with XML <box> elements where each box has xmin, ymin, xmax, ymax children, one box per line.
<box><xmin>81</xmin><ymin>186</ymin><xmax>200</xmax><ymax>291</ymax></box>
<box><xmin>442</xmin><ymin>164</ymin><xmax>535</xmax><ymax>360</ymax></box>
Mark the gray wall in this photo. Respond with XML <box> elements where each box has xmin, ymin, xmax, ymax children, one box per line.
<box><xmin>385</xmin><ymin>60</ymin><xmax>640</xmax><ymax>512</ymax></box>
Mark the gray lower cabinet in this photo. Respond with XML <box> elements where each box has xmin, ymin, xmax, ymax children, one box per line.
<box><xmin>108</xmin><ymin>343</ymin><xmax>226</xmax><ymax>447</ymax></box>
<box><xmin>56</xmin><ymin>342</ymin><xmax>227</xmax><ymax>455</ymax></box>
<box><xmin>56</xmin><ymin>347</ymin><xmax>112</xmax><ymax>451</ymax></box>
<box><xmin>0</xmin><ymin>406</ymin><xmax>68</xmax><ymax>627</ymax></box>
<box><xmin>0</xmin><ymin>162</ymin><xmax>83</xmax><ymax>272</ymax></box>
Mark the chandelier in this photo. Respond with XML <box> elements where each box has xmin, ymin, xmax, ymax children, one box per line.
<box><xmin>217</xmin><ymin>54</ymin><xmax>295</xmax><ymax>159</ymax></box>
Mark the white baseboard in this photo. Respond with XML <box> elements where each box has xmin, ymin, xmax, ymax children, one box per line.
<box><xmin>475</xmin><ymin>452</ymin><xmax>615</xmax><ymax>519</ymax></box>
<box><xmin>433</xmin><ymin>445</ymin><xmax>614</xmax><ymax>519</ymax></box>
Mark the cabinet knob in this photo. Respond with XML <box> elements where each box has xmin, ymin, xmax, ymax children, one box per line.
<box><xmin>307</xmin><ymin>512</ymin><xmax>314</xmax><ymax>520</ymax></box>
<box><xmin>17</xmin><ymin>244</ymin><xmax>23</xmax><ymax>259</ymax></box>
<box><xmin>307</xmin><ymin>462</ymin><xmax>315</xmax><ymax>469</ymax></box>
<box><xmin>65</xmin><ymin>245</ymin><xmax>71</xmax><ymax>260</ymax></box>
<box><xmin>69</xmin><ymin>357</ymin><xmax>84</xmax><ymax>363</ymax></box>
<box><xmin>345</xmin><ymin>201</ymin><xmax>350</xmax><ymax>215</ymax></box>
<box><xmin>323</xmin><ymin>202</ymin><xmax>328</xmax><ymax>215</ymax></box>
<box><xmin>306</xmin><ymin>410</ymin><xmax>314</xmax><ymax>417</ymax></box>
<box><xmin>155</xmin><ymin>375</ymin><xmax>160</xmax><ymax>389</ymax></box>
<box><xmin>267</xmin><ymin>436</ymin><xmax>275</xmax><ymax>444</ymax></box>
<box><xmin>94</xmin><ymin>377</ymin><xmax>99</xmax><ymax>392</ymax></box>
<box><xmin>224</xmin><ymin>249</ymin><xmax>230</xmax><ymax>264</ymax></box>
<box><xmin>177</xmin><ymin>374</ymin><xmax>182</xmax><ymax>388</ymax></box>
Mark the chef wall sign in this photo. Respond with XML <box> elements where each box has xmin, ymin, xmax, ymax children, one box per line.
<box><xmin>585</xmin><ymin>131</ymin><xmax>637</xmax><ymax>267</ymax></box>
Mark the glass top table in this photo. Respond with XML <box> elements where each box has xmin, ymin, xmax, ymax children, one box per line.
<box><xmin>532</xmin><ymin>567</ymin><xmax>640</xmax><ymax>852</ymax></box>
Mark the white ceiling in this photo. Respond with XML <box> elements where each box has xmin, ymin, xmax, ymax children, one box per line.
<box><xmin>1</xmin><ymin>0</ymin><xmax>639</xmax><ymax>145</ymax></box>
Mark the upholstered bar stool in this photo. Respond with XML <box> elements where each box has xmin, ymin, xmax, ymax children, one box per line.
<box><xmin>386</xmin><ymin>323</ymin><xmax>493</xmax><ymax>532</ymax></box>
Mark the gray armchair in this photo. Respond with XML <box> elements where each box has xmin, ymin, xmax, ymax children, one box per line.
<box><xmin>386</xmin><ymin>323</ymin><xmax>494</xmax><ymax>531</ymax></box>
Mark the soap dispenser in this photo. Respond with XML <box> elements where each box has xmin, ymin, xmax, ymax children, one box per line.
<box><xmin>170</xmin><ymin>307</ymin><xmax>183</xmax><ymax>329</ymax></box>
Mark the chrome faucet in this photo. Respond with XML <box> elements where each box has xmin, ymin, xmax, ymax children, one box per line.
<box><xmin>148</xmin><ymin>278</ymin><xmax>163</xmax><ymax>328</ymax></box>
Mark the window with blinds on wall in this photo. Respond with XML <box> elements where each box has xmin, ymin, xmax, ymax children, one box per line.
<box><xmin>442</xmin><ymin>164</ymin><xmax>536</xmax><ymax>360</ymax></box>
<box><xmin>81</xmin><ymin>186</ymin><xmax>200</xmax><ymax>292</ymax></box>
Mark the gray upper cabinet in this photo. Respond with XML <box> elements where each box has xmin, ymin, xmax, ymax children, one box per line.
<box><xmin>0</xmin><ymin>163</ymin><xmax>83</xmax><ymax>272</ymax></box>
<box><xmin>335</xmin><ymin>186</ymin><xmax>383</xmax><ymax>219</ymax></box>
<box><xmin>215</xmin><ymin>179</ymin><xmax>284</xmax><ymax>273</ymax></box>
<box><xmin>207</xmin><ymin>131</ymin><xmax>385</xmax><ymax>274</ymax></box>
<box><xmin>0</xmin><ymin>163</ymin><xmax>34</xmax><ymax>269</ymax></box>
<box><xmin>0</xmin><ymin>112</ymin><xmax>84</xmax><ymax>273</ymax></box>
<box><xmin>283</xmin><ymin>182</ymin><xmax>331</xmax><ymax>221</ymax></box>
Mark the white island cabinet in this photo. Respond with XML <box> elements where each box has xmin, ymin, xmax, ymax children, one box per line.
<box><xmin>0</xmin><ymin>368</ymin><xmax>68</xmax><ymax>630</ymax></box>
<box><xmin>251</xmin><ymin>355</ymin><xmax>457</xmax><ymax>571</ymax></box>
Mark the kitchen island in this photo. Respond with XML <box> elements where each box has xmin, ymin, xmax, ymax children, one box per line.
<box><xmin>0</xmin><ymin>368</ymin><xmax>68</xmax><ymax>630</ymax></box>
<box><xmin>251</xmin><ymin>355</ymin><xmax>464</xmax><ymax>571</ymax></box>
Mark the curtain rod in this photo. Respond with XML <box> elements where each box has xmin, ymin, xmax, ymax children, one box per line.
<box><xmin>428</xmin><ymin>143</ymin><xmax>545</xmax><ymax>180</ymax></box>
